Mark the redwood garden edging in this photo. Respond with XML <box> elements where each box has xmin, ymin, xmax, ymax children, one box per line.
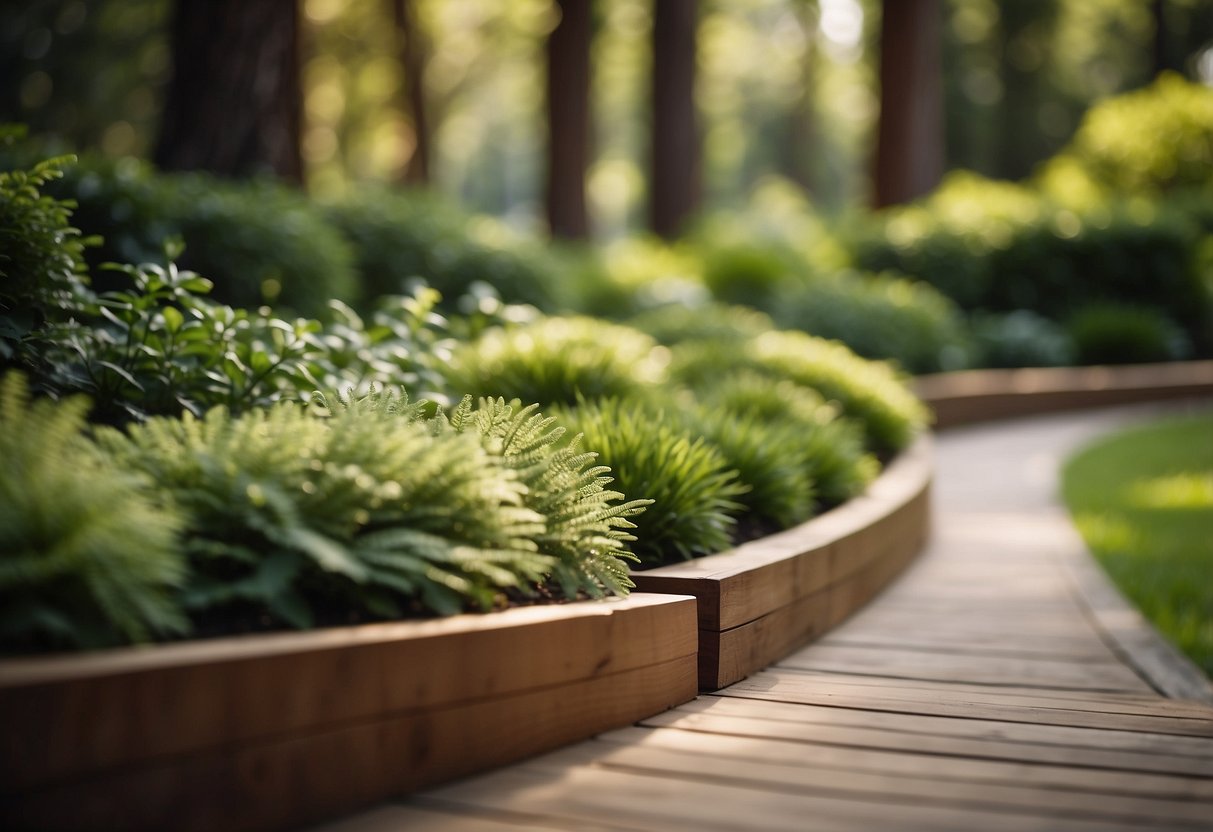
<box><xmin>0</xmin><ymin>593</ymin><xmax>697</xmax><ymax>831</ymax></box>
<box><xmin>632</xmin><ymin>433</ymin><xmax>933</xmax><ymax>690</ymax></box>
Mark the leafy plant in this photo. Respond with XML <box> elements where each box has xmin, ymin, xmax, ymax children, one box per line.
<box><xmin>770</xmin><ymin>271</ymin><xmax>972</xmax><ymax>374</ymax></box>
<box><xmin>627</xmin><ymin>301</ymin><xmax>774</xmax><ymax>346</ymax></box>
<box><xmin>555</xmin><ymin>397</ymin><xmax>746</xmax><ymax>565</ymax></box>
<box><xmin>34</xmin><ymin>249</ymin><xmax>322</xmax><ymax>425</ymax></box>
<box><xmin>970</xmin><ymin>310</ymin><xmax>1075</xmax><ymax>369</ymax></box>
<box><xmin>100</xmin><ymin>399</ymin><xmax>555</xmax><ymax>628</ymax></box>
<box><xmin>442</xmin><ymin>315</ymin><xmax>667</xmax><ymax>408</ymax></box>
<box><xmin>670</xmin><ymin>331</ymin><xmax>927</xmax><ymax>455</ymax></box>
<box><xmin>0</xmin><ymin>372</ymin><xmax>186</xmax><ymax>651</ymax></box>
<box><xmin>432</xmin><ymin>395</ymin><xmax>650</xmax><ymax>598</ymax></box>
<box><xmin>0</xmin><ymin>141</ymin><xmax>93</xmax><ymax>374</ymax></box>
<box><xmin>1067</xmin><ymin>303</ymin><xmax>1190</xmax><ymax>366</ymax></box>
<box><xmin>698</xmin><ymin>372</ymin><xmax>877</xmax><ymax>508</ymax></box>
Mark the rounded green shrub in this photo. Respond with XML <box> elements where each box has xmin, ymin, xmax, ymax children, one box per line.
<box><xmin>441</xmin><ymin>316</ymin><xmax>667</xmax><ymax>408</ymax></box>
<box><xmin>554</xmin><ymin>397</ymin><xmax>746</xmax><ymax>566</ymax></box>
<box><xmin>324</xmin><ymin>188</ymin><xmax>562</xmax><ymax>312</ymax></box>
<box><xmin>970</xmin><ymin>310</ymin><xmax>1075</xmax><ymax>368</ymax></box>
<box><xmin>0</xmin><ymin>373</ymin><xmax>187</xmax><ymax>651</ymax></box>
<box><xmin>627</xmin><ymin>301</ymin><xmax>774</xmax><ymax>346</ymax></box>
<box><xmin>699</xmin><ymin>372</ymin><xmax>877</xmax><ymax>507</ymax></box>
<box><xmin>770</xmin><ymin>271</ymin><xmax>972</xmax><ymax>373</ymax></box>
<box><xmin>1067</xmin><ymin>304</ymin><xmax>1190</xmax><ymax>366</ymax></box>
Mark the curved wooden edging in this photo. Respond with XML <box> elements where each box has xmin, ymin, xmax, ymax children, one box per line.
<box><xmin>915</xmin><ymin>359</ymin><xmax>1213</xmax><ymax>428</ymax></box>
<box><xmin>0</xmin><ymin>594</ymin><xmax>698</xmax><ymax>831</ymax></box>
<box><xmin>633</xmin><ymin>434</ymin><xmax>933</xmax><ymax>690</ymax></box>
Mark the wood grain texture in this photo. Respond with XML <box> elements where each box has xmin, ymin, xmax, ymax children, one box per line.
<box><xmin>0</xmin><ymin>596</ymin><xmax>698</xmax><ymax>831</ymax></box>
<box><xmin>634</xmin><ymin>433</ymin><xmax>932</xmax><ymax>689</ymax></box>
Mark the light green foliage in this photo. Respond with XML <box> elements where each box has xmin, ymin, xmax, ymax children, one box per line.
<box><xmin>680</xmin><ymin>404</ymin><xmax>815</xmax><ymax>530</ymax></box>
<box><xmin>442</xmin><ymin>315</ymin><xmax>668</xmax><ymax>407</ymax></box>
<box><xmin>699</xmin><ymin>372</ymin><xmax>877</xmax><ymax>508</ymax></box>
<box><xmin>627</xmin><ymin>302</ymin><xmax>774</xmax><ymax>346</ymax></box>
<box><xmin>101</xmin><ymin>399</ymin><xmax>554</xmax><ymax>626</ymax></box>
<box><xmin>771</xmin><ymin>271</ymin><xmax>973</xmax><ymax>374</ymax></box>
<box><xmin>0</xmin><ymin>141</ymin><xmax>93</xmax><ymax>373</ymax></box>
<box><xmin>434</xmin><ymin>396</ymin><xmax>650</xmax><ymax>598</ymax></box>
<box><xmin>555</xmin><ymin>397</ymin><xmax>746</xmax><ymax>566</ymax></box>
<box><xmin>35</xmin><ymin>252</ymin><xmax>322</xmax><ymax>426</ymax></box>
<box><xmin>0</xmin><ymin>373</ymin><xmax>186</xmax><ymax>651</ymax></box>
<box><xmin>670</xmin><ymin>331</ymin><xmax>927</xmax><ymax>455</ymax></box>
<box><xmin>1067</xmin><ymin>303</ymin><xmax>1190</xmax><ymax>365</ymax></box>
<box><xmin>1063</xmin><ymin>412</ymin><xmax>1213</xmax><ymax>677</ymax></box>
<box><xmin>1060</xmin><ymin>73</ymin><xmax>1213</xmax><ymax>195</ymax></box>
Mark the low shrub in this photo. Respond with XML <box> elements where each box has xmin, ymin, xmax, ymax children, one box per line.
<box><xmin>770</xmin><ymin>271</ymin><xmax>972</xmax><ymax>374</ymax></box>
<box><xmin>670</xmin><ymin>331</ymin><xmax>927</xmax><ymax>455</ymax></box>
<box><xmin>100</xmin><ymin>399</ymin><xmax>556</xmax><ymax>627</ymax></box>
<box><xmin>555</xmin><ymin>397</ymin><xmax>746</xmax><ymax>566</ymax></box>
<box><xmin>1056</xmin><ymin>73</ymin><xmax>1213</xmax><ymax>196</ymax></box>
<box><xmin>626</xmin><ymin>302</ymin><xmax>774</xmax><ymax>346</ymax></box>
<box><xmin>970</xmin><ymin>310</ymin><xmax>1075</xmax><ymax>369</ymax></box>
<box><xmin>698</xmin><ymin>372</ymin><xmax>877</xmax><ymax>507</ymax></box>
<box><xmin>324</xmin><ymin>188</ymin><xmax>563</xmax><ymax>312</ymax></box>
<box><xmin>0</xmin><ymin>373</ymin><xmax>187</xmax><ymax>651</ymax></box>
<box><xmin>441</xmin><ymin>316</ymin><xmax>667</xmax><ymax>408</ymax></box>
<box><xmin>1067</xmin><ymin>303</ymin><xmax>1190</xmax><ymax>366</ymax></box>
<box><xmin>48</xmin><ymin>155</ymin><xmax>358</xmax><ymax>316</ymax></box>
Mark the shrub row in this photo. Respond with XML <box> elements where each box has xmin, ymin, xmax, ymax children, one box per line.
<box><xmin>2</xmin><ymin>150</ymin><xmax>925</xmax><ymax>651</ymax></box>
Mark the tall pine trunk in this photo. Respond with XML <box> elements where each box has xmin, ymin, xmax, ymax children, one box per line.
<box><xmin>546</xmin><ymin>0</ymin><xmax>592</xmax><ymax>239</ymax></box>
<box><xmin>650</xmin><ymin>0</ymin><xmax>700</xmax><ymax>239</ymax></box>
<box><xmin>394</xmin><ymin>0</ymin><xmax>430</xmax><ymax>185</ymax></box>
<box><xmin>873</xmin><ymin>0</ymin><xmax>943</xmax><ymax>208</ymax></box>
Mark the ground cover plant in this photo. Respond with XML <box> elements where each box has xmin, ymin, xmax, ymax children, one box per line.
<box><xmin>1062</xmin><ymin>412</ymin><xmax>1213</xmax><ymax>678</ymax></box>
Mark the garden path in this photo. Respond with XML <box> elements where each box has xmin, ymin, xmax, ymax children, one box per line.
<box><xmin>320</xmin><ymin>401</ymin><xmax>1213</xmax><ymax>831</ymax></box>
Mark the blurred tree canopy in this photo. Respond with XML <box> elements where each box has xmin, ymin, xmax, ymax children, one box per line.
<box><xmin>2</xmin><ymin>0</ymin><xmax>1211</xmax><ymax>236</ymax></box>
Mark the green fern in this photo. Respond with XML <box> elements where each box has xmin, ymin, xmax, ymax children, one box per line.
<box><xmin>438</xmin><ymin>396</ymin><xmax>651</xmax><ymax>598</ymax></box>
<box><xmin>0</xmin><ymin>372</ymin><xmax>187</xmax><ymax>651</ymax></box>
<box><xmin>100</xmin><ymin>399</ymin><xmax>554</xmax><ymax>627</ymax></box>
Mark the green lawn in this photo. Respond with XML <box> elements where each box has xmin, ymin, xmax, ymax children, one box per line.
<box><xmin>1062</xmin><ymin>411</ymin><xmax>1213</xmax><ymax>678</ymax></box>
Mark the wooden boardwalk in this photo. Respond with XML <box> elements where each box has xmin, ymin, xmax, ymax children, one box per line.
<box><xmin>319</xmin><ymin>404</ymin><xmax>1213</xmax><ymax>831</ymax></box>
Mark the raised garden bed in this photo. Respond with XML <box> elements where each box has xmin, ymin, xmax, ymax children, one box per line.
<box><xmin>0</xmin><ymin>593</ymin><xmax>697</xmax><ymax>832</ymax></box>
<box><xmin>632</xmin><ymin>434</ymin><xmax>933</xmax><ymax>690</ymax></box>
<box><xmin>915</xmin><ymin>360</ymin><xmax>1213</xmax><ymax>428</ymax></box>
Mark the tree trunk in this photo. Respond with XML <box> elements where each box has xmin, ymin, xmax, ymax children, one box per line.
<box><xmin>394</xmin><ymin>0</ymin><xmax>430</xmax><ymax>185</ymax></box>
<box><xmin>650</xmin><ymin>0</ymin><xmax>700</xmax><ymax>239</ymax></box>
<box><xmin>873</xmin><ymin>0</ymin><xmax>943</xmax><ymax>208</ymax></box>
<box><xmin>154</xmin><ymin>0</ymin><xmax>304</xmax><ymax>184</ymax></box>
<box><xmin>546</xmin><ymin>0</ymin><xmax>592</xmax><ymax>239</ymax></box>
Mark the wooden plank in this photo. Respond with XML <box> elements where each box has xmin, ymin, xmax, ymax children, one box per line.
<box><xmin>723</xmin><ymin>672</ymin><xmax>1213</xmax><ymax>737</ymax></box>
<box><xmin>312</xmin><ymin>803</ymin><xmax>582</xmax><ymax>831</ymax></box>
<box><xmin>0</xmin><ymin>654</ymin><xmax>698</xmax><ymax>832</ymax></box>
<box><xmin>581</xmin><ymin>735</ymin><xmax>1213</xmax><ymax>827</ymax></box>
<box><xmin>685</xmin><ymin>695</ymin><xmax>1213</xmax><ymax>759</ymax></box>
<box><xmin>423</xmin><ymin>752</ymin><xmax>1156</xmax><ymax>832</ymax></box>
<box><xmin>742</xmin><ymin>670</ymin><xmax>1213</xmax><ymax>718</ymax></box>
<box><xmin>640</xmin><ymin>709</ymin><xmax>1213</xmax><ymax>777</ymax></box>
<box><xmin>0</xmin><ymin>594</ymin><xmax>697</xmax><ymax>789</ymax></box>
<box><xmin>633</xmin><ymin>434</ymin><xmax>931</xmax><ymax>632</ymax></box>
<box><xmin>817</xmin><ymin>635</ymin><xmax>1119</xmax><ymax>663</ymax></box>
<box><xmin>776</xmin><ymin>643</ymin><xmax>1154</xmax><ymax>694</ymax></box>
<box><xmin>597</xmin><ymin>726</ymin><xmax>1213</xmax><ymax>801</ymax></box>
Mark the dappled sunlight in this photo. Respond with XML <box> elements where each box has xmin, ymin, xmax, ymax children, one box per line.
<box><xmin>1127</xmin><ymin>473</ymin><xmax>1213</xmax><ymax>511</ymax></box>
